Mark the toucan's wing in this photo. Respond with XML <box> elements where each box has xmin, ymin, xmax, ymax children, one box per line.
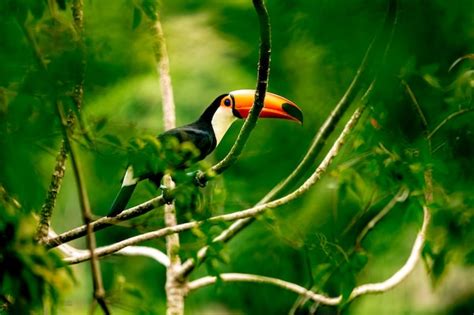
<box><xmin>158</xmin><ymin>122</ymin><xmax>216</xmax><ymax>160</ymax></box>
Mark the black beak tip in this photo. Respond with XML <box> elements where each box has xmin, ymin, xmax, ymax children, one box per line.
<box><xmin>282</xmin><ymin>103</ymin><xmax>304</xmax><ymax>124</ymax></box>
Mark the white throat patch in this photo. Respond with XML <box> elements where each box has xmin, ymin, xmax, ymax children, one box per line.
<box><xmin>211</xmin><ymin>106</ymin><xmax>238</xmax><ymax>145</ymax></box>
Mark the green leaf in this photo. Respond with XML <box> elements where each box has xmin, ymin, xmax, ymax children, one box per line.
<box><xmin>350</xmin><ymin>251</ymin><xmax>368</xmax><ymax>272</ymax></box>
<box><xmin>94</xmin><ymin>117</ymin><xmax>108</xmax><ymax>132</ymax></box>
<box><xmin>132</xmin><ymin>6</ymin><xmax>143</xmax><ymax>29</ymax></box>
<box><xmin>339</xmin><ymin>273</ymin><xmax>356</xmax><ymax>302</ymax></box>
<box><xmin>125</xmin><ymin>285</ymin><xmax>145</xmax><ymax>299</ymax></box>
<box><xmin>103</xmin><ymin>134</ymin><xmax>122</xmax><ymax>147</ymax></box>
<box><xmin>55</xmin><ymin>0</ymin><xmax>66</xmax><ymax>10</ymax></box>
<box><xmin>29</xmin><ymin>0</ymin><xmax>45</xmax><ymax>20</ymax></box>
<box><xmin>141</xmin><ymin>0</ymin><xmax>158</xmax><ymax>21</ymax></box>
<box><xmin>465</xmin><ymin>250</ymin><xmax>474</xmax><ymax>265</ymax></box>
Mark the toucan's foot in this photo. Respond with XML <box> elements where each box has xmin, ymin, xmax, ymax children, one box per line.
<box><xmin>187</xmin><ymin>170</ymin><xmax>207</xmax><ymax>187</ymax></box>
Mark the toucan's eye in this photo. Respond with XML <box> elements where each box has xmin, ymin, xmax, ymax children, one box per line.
<box><xmin>224</xmin><ymin>98</ymin><xmax>231</xmax><ymax>107</ymax></box>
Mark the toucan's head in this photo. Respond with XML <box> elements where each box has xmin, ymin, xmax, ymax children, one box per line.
<box><xmin>202</xmin><ymin>89</ymin><xmax>303</xmax><ymax>144</ymax></box>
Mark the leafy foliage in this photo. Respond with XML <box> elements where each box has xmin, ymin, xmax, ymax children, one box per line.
<box><xmin>0</xmin><ymin>187</ymin><xmax>70</xmax><ymax>314</ymax></box>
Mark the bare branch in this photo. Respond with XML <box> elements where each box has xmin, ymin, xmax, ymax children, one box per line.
<box><xmin>151</xmin><ymin>14</ymin><xmax>176</xmax><ymax>130</ymax></box>
<box><xmin>402</xmin><ymin>81</ymin><xmax>429</xmax><ymax>134</ymax></box>
<box><xmin>427</xmin><ymin>107</ymin><xmax>474</xmax><ymax>139</ymax></box>
<box><xmin>356</xmin><ymin>186</ymin><xmax>409</xmax><ymax>247</ymax></box>
<box><xmin>50</xmin><ymin>230</ymin><xmax>170</xmax><ymax>267</ymax></box>
<box><xmin>448</xmin><ymin>53</ymin><xmax>474</xmax><ymax>72</ymax></box>
<box><xmin>162</xmin><ymin>175</ymin><xmax>185</xmax><ymax>315</ymax></box>
<box><xmin>57</xmin><ymin>102</ymin><xmax>110</xmax><ymax>314</ymax></box>
<box><xmin>72</xmin><ymin>0</ymin><xmax>85</xmax><ymax>111</ymax></box>
<box><xmin>350</xmin><ymin>205</ymin><xmax>430</xmax><ymax>298</ymax></box>
<box><xmin>151</xmin><ymin>5</ymin><xmax>183</xmax><ymax>310</ymax></box>
<box><xmin>116</xmin><ymin>246</ymin><xmax>169</xmax><ymax>267</ymax></box>
<box><xmin>36</xmin><ymin>142</ymin><xmax>68</xmax><ymax>242</ymax></box>
<box><xmin>187</xmin><ymin>273</ymin><xmax>341</xmax><ymax>306</ymax></box>
<box><xmin>45</xmin><ymin>195</ymin><xmax>165</xmax><ymax>248</ymax></box>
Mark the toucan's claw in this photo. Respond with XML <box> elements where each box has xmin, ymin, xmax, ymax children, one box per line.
<box><xmin>194</xmin><ymin>170</ymin><xmax>208</xmax><ymax>188</ymax></box>
<box><xmin>186</xmin><ymin>170</ymin><xmax>208</xmax><ymax>187</ymax></box>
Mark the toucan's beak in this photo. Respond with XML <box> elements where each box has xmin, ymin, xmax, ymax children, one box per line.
<box><xmin>230</xmin><ymin>89</ymin><xmax>303</xmax><ymax>124</ymax></box>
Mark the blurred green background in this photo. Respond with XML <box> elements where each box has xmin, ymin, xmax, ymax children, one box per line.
<box><xmin>1</xmin><ymin>0</ymin><xmax>473</xmax><ymax>314</ymax></box>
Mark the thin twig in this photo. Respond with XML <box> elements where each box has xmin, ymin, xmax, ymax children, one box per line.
<box><xmin>63</xmin><ymin>103</ymin><xmax>366</xmax><ymax>265</ymax></box>
<box><xmin>350</xmin><ymin>205</ymin><xmax>430</xmax><ymax>299</ymax></box>
<box><xmin>36</xmin><ymin>142</ymin><xmax>68</xmax><ymax>242</ymax></box>
<box><xmin>72</xmin><ymin>0</ymin><xmax>85</xmax><ymax>111</ymax></box>
<box><xmin>402</xmin><ymin>80</ymin><xmax>432</xmax><ymax>152</ymax></box>
<box><xmin>427</xmin><ymin>107</ymin><xmax>474</xmax><ymax>139</ymax></box>
<box><xmin>402</xmin><ymin>81</ymin><xmax>429</xmax><ymax>133</ymax></box>
<box><xmin>187</xmin><ymin>273</ymin><xmax>341</xmax><ymax>305</ymax></box>
<box><xmin>50</xmin><ymin>230</ymin><xmax>170</xmax><ymax>267</ymax></box>
<box><xmin>356</xmin><ymin>186</ymin><xmax>409</xmax><ymax>247</ymax></box>
<box><xmin>57</xmin><ymin>103</ymin><xmax>110</xmax><ymax>314</ymax></box>
<box><xmin>45</xmin><ymin>195</ymin><xmax>165</xmax><ymax>248</ymax></box>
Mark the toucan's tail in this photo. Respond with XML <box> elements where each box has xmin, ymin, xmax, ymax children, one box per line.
<box><xmin>108</xmin><ymin>184</ymin><xmax>137</xmax><ymax>217</ymax></box>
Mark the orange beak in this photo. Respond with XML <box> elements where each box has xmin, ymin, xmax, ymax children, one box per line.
<box><xmin>230</xmin><ymin>89</ymin><xmax>303</xmax><ymax>124</ymax></box>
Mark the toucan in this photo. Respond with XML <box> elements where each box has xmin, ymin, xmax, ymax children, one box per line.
<box><xmin>108</xmin><ymin>89</ymin><xmax>303</xmax><ymax>216</ymax></box>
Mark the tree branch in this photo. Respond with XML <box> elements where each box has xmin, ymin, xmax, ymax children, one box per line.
<box><xmin>187</xmin><ymin>273</ymin><xmax>341</xmax><ymax>305</ymax></box>
<box><xmin>116</xmin><ymin>246</ymin><xmax>169</xmax><ymax>267</ymax></box>
<box><xmin>356</xmin><ymin>186</ymin><xmax>409</xmax><ymax>247</ymax></box>
<box><xmin>57</xmin><ymin>102</ymin><xmax>110</xmax><ymax>314</ymax></box>
<box><xmin>72</xmin><ymin>0</ymin><xmax>85</xmax><ymax>111</ymax></box>
<box><xmin>151</xmin><ymin>13</ymin><xmax>176</xmax><ymax>130</ymax></box>
<box><xmin>150</xmin><ymin>7</ymin><xmax>183</xmax><ymax>312</ymax></box>
<box><xmin>162</xmin><ymin>175</ymin><xmax>184</xmax><ymax>315</ymax></box>
<box><xmin>350</xmin><ymin>205</ymin><xmax>430</xmax><ymax>299</ymax></box>
<box><xmin>50</xmin><ymin>230</ymin><xmax>170</xmax><ymax>267</ymax></box>
<box><xmin>402</xmin><ymin>80</ymin><xmax>432</xmax><ymax>153</ymax></box>
<box><xmin>427</xmin><ymin>107</ymin><xmax>474</xmax><ymax>139</ymax></box>
<box><xmin>36</xmin><ymin>142</ymin><xmax>68</xmax><ymax>242</ymax></box>
<box><xmin>45</xmin><ymin>195</ymin><xmax>165</xmax><ymax>248</ymax></box>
